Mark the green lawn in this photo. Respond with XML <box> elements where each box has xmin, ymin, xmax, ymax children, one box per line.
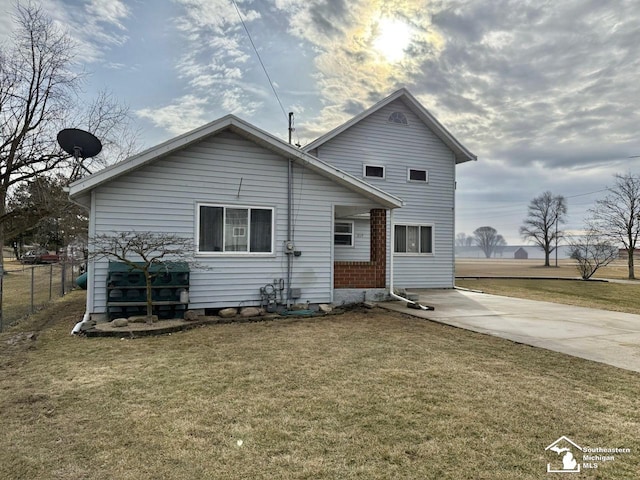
<box><xmin>1</xmin><ymin>292</ymin><xmax>639</xmax><ymax>479</ymax></box>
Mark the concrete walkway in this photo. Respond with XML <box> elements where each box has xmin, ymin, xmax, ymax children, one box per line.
<box><xmin>379</xmin><ymin>289</ymin><xmax>640</xmax><ymax>373</ymax></box>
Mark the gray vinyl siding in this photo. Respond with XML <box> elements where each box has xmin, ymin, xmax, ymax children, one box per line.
<box><xmin>316</xmin><ymin>99</ymin><xmax>456</xmax><ymax>288</ymax></box>
<box><xmin>90</xmin><ymin>131</ymin><xmax>381</xmax><ymax>312</ymax></box>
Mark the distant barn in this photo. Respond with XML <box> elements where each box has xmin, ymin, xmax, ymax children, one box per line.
<box><xmin>514</xmin><ymin>247</ymin><xmax>529</xmax><ymax>260</ymax></box>
<box><xmin>618</xmin><ymin>248</ymin><xmax>640</xmax><ymax>259</ymax></box>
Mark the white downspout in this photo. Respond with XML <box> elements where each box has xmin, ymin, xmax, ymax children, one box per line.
<box><xmin>69</xmin><ymin>188</ymin><xmax>94</xmax><ymax>334</ymax></box>
<box><xmin>388</xmin><ymin>208</ymin><xmax>426</xmax><ymax>308</ymax></box>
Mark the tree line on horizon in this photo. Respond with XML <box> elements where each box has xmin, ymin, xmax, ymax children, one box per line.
<box><xmin>457</xmin><ymin>172</ymin><xmax>640</xmax><ymax>280</ymax></box>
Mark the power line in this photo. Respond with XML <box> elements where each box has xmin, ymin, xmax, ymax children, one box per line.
<box><xmin>565</xmin><ymin>188</ymin><xmax>608</xmax><ymax>198</ymax></box>
<box><xmin>231</xmin><ymin>0</ymin><xmax>287</xmax><ymax>120</ymax></box>
<box><xmin>458</xmin><ymin>187</ymin><xmax>609</xmax><ymax>213</ymax></box>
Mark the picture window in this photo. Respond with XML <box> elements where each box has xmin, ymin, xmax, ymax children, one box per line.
<box><xmin>394</xmin><ymin>225</ymin><xmax>433</xmax><ymax>254</ymax></box>
<box><xmin>198</xmin><ymin>205</ymin><xmax>273</xmax><ymax>253</ymax></box>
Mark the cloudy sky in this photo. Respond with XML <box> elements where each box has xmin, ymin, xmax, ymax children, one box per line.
<box><xmin>2</xmin><ymin>0</ymin><xmax>640</xmax><ymax>244</ymax></box>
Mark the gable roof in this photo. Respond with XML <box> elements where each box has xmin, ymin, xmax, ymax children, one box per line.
<box><xmin>303</xmin><ymin>88</ymin><xmax>477</xmax><ymax>164</ymax></box>
<box><xmin>68</xmin><ymin>114</ymin><xmax>403</xmax><ymax>209</ymax></box>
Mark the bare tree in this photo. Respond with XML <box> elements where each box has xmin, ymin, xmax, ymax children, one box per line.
<box><xmin>520</xmin><ymin>191</ymin><xmax>567</xmax><ymax>267</ymax></box>
<box><xmin>473</xmin><ymin>226</ymin><xmax>507</xmax><ymax>258</ymax></box>
<box><xmin>455</xmin><ymin>232</ymin><xmax>474</xmax><ymax>247</ymax></box>
<box><xmin>90</xmin><ymin>232</ymin><xmax>197</xmax><ymax>323</ymax></box>
<box><xmin>0</xmin><ymin>4</ymin><xmax>137</xmax><ymax>265</ymax></box>
<box><xmin>568</xmin><ymin>232</ymin><xmax>618</xmax><ymax>280</ymax></box>
<box><xmin>588</xmin><ymin>173</ymin><xmax>640</xmax><ymax>280</ymax></box>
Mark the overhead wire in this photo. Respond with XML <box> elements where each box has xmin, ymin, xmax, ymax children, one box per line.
<box><xmin>457</xmin><ymin>187</ymin><xmax>609</xmax><ymax>214</ymax></box>
<box><xmin>231</xmin><ymin>0</ymin><xmax>288</xmax><ymax>121</ymax></box>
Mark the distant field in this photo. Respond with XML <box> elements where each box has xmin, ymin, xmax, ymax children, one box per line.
<box><xmin>455</xmin><ymin>258</ymin><xmax>640</xmax><ymax>314</ymax></box>
<box><xmin>455</xmin><ymin>258</ymin><xmax>637</xmax><ymax>280</ymax></box>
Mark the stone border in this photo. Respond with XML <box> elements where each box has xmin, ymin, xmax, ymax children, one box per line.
<box><xmin>83</xmin><ymin>308</ymin><xmax>349</xmax><ymax>338</ymax></box>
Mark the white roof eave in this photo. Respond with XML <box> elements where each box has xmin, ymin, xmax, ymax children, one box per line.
<box><xmin>68</xmin><ymin>115</ymin><xmax>404</xmax><ymax>210</ymax></box>
<box><xmin>304</xmin><ymin>88</ymin><xmax>477</xmax><ymax>164</ymax></box>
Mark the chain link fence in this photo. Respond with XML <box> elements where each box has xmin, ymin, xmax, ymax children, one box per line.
<box><xmin>0</xmin><ymin>258</ymin><xmax>83</xmax><ymax>332</ymax></box>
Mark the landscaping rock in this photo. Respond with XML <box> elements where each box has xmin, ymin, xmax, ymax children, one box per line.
<box><xmin>318</xmin><ymin>304</ymin><xmax>332</xmax><ymax>313</ymax></box>
<box><xmin>291</xmin><ymin>303</ymin><xmax>309</xmax><ymax>310</ymax></box>
<box><xmin>127</xmin><ymin>315</ymin><xmax>158</xmax><ymax>324</ymax></box>
<box><xmin>128</xmin><ymin>316</ymin><xmax>147</xmax><ymax>324</ymax></box>
<box><xmin>240</xmin><ymin>307</ymin><xmax>262</xmax><ymax>317</ymax></box>
<box><xmin>111</xmin><ymin>318</ymin><xmax>129</xmax><ymax>327</ymax></box>
<box><xmin>218</xmin><ymin>308</ymin><xmax>237</xmax><ymax>318</ymax></box>
<box><xmin>184</xmin><ymin>310</ymin><xmax>200</xmax><ymax>321</ymax></box>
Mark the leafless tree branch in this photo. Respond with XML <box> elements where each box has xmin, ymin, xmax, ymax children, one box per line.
<box><xmin>520</xmin><ymin>191</ymin><xmax>567</xmax><ymax>267</ymax></box>
<box><xmin>588</xmin><ymin>173</ymin><xmax>640</xmax><ymax>279</ymax></box>
<box><xmin>89</xmin><ymin>232</ymin><xmax>201</xmax><ymax>322</ymax></box>
<box><xmin>568</xmin><ymin>232</ymin><xmax>618</xmax><ymax>280</ymax></box>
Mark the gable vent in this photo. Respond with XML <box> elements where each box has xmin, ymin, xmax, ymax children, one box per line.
<box><xmin>388</xmin><ymin>111</ymin><xmax>408</xmax><ymax>125</ymax></box>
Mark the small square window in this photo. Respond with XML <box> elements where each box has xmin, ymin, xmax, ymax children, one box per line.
<box><xmin>364</xmin><ymin>164</ymin><xmax>385</xmax><ymax>179</ymax></box>
<box><xmin>408</xmin><ymin>168</ymin><xmax>428</xmax><ymax>182</ymax></box>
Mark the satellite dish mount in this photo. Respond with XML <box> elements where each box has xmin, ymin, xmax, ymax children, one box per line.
<box><xmin>57</xmin><ymin>128</ymin><xmax>103</xmax><ymax>177</ymax></box>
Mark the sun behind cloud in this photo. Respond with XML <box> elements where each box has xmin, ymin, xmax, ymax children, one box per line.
<box><xmin>372</xmin><ymin>17</ymin><xmax>413</xmax><ymax>63</ymax></box>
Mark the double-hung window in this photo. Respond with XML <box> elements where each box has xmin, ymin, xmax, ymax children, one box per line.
<box><xmin>334</xmin><ymin>221</ymin><xmax>354</xmax><ymax>247</ymax></box>
<box><xmin>198</xmin><ymin>204</ymin><xmax>273</xmax><ymax>253</ymax></box>
<box><xmin>394</xmin><ymin>225</ymin><xmax>433</xmax><ymax>254</ymax></box>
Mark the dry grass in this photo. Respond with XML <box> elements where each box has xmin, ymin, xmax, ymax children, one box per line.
<box><xmin>456</xmin><ymin>259</ymin><xmax>640</xmax><ymax>314</ymax></box>
<box><xmin>1</xmin><ymin>292</ymin><xmax>639</xmax><ymax>479</ymax></box>
<box><xmin>1</xmin><ymin>259</ymin><xmax>77</xmax><ymax>328</ymax></box>
<box><xmin>456</xmin><ymin>278</ymin><xmax>640</xmax><ymax>315</ymax></box>
<box><xmin>456</xmin><ymin>258</ymin><xmax>637</xmax><ymax>280</ymax></box>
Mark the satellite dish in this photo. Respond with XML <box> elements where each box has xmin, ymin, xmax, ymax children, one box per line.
<box><xmin>57</xmin><ymin>128</ymin><xmax>102</xmax><ymax>161</ymax></box>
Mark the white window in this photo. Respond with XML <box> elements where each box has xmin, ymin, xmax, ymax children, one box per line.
<box><xmin>363</xmin><ymin>164</ymin><xmax>385</xmax><ymax>179</ymax></box>
<box><xmin>394</xmin><ymin>225</ymin><xmax>433</xmax><ymax>254</ymax></box>
<box><xmin>388</xmin><ymin>112</ymin><xmax>408</xmax><ymax>125</ymax></box>
<box><xmin>198</xmin><ymin>204</ymin><xmax>273</xmax><ymax>253</ymax></box>
<box><xmin>334</xmin><ymin>221</ymin><xmax>354</xmax><ymax>247</ymax></box>
<box><xmin>408</xmin><ymin>168</ymin><xmax>428</xmax><ymax>183</ymax></box>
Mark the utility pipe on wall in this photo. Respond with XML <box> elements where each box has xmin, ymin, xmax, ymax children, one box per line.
<box><xmin>286</xmin><ymin>158</ymin><xmax>293</xmax><ymax>308</ymax></box>
<box><xmin>388</xmin><ymin>209</ymin><xmax>425</xmax><ymax>307</ymax></box>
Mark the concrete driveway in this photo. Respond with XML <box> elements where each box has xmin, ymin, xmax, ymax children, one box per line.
<box><xmin>379</xmin><ymin>289</ymin><xmax>640</xmax><ymax>373</ymax></box>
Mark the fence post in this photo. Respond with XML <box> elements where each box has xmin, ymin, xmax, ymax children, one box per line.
<box><xmin>31</xmin><ymin>267</ymin><xmax>35</xmax><ymax>313</ymax></box>
<box><xmin>61</xmin><ymin>262</ymin><xmax>66</xmax><ymax>297</ymax></box>
<box><xmin>49</xmin><ymin>264</ymin><xmax>53</xmax><ymax>300</ymax></box>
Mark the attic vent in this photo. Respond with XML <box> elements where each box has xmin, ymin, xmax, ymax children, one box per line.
<box><xmin>388</xmin><ymin>112</ymin><xmax>408</xmax><ymax>125</ymax></box>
